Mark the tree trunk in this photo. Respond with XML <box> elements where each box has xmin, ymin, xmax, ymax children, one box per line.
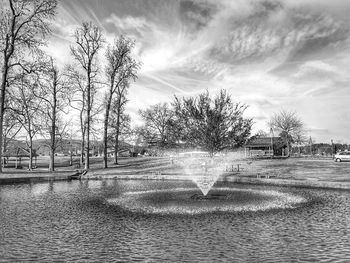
<box><xmin>113</xmin><ymin>124</ymin><xmax>120</xmax><ymax>164</ymax></box>
<box><xmin>49</xmin><ymin>149</ymin><xmax>54</xmax><ymax>172</ymax></box>
<box><xmin>28</xmin><ymin>136</ymin><xmax>33</xmax><ymax>171</ymax></box>
<box><xmin>85</xmin><ymin>110</ymin><xmax>90</xmax><ymax>170</ymax></box>
<box><xmin>114</xmin><ymin>131</ymin><xmax>119</xmax><ymax>164</ymax></box>
<box><xmin>0</xmin><ymin>102</ymin><xmax>4</xmax><ymax>172</ymax></box>
<box><xmin>113</xmin><ymin>101</ymin><xmax>122</xmax><ymax>165</ymax></box>
<box><xmin>0</xmin><ymin>59</ymin><xmax>9</xmax><ymax>173</ymax></box>
<box><xmin>85</xmin><ymin>122</ymin><xmax>90</xmax><ymax>170</ymax></box>
<box><xmin>2</xmin><ymin>137</ymin><xmax>7</xmax><ymax>168</ymax></box>
<box><xmin>69</xmin><ymin>144</ymin><xmax>73</xmax><ymax>166</ymax></box>
<box><xmin>49</xmin><ymin>77</ymin><xmax>57</xmax><ymax>172</ymax></box>
<box><xmin>80</xmin><ymin>139</ymin><xmax>84</xmax><ymax>167</ymax></box>
<box><xmin>85</xmin><ymin>73</ymin><xmax>91</xmax><ymax>170</ymax></box>
<box><xmin>0</xmin><ymin>20</ymin><xmax>15</xmax><ymax>173</ymax></box>
<box><xmin>79</xmin><ymin>104</ymin><xmax>85</xmax><ymax>167</ymax></box>
<box><xmin>103</xmin><ymin>96</ymin><xmax>112</xmax><ymax>168</ymax></box>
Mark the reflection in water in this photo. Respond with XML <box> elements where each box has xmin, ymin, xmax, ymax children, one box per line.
<box><xmin>31</xmin><ymin>183</ymin><xmax>52</xmax><ymax>196</ymax></box>
<box><xmin>107</xmin><ymin>187</ymin><xmax>306</xmax><ymax>215</ymax></box>
<box><xmin>0</xmin><ymin>180</ymin><xmax>350</xmax><ymax>262</ymax></box>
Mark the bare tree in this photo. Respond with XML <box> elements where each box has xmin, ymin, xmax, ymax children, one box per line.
<box><xmin>138</xmin><ymin>103</ymin><xmax>176</xmax><ymax>148</ymax></box>
<box><xmin>9</xmin><ymin>71</ymin><xmax>43</xmax><ymax>170</ymax></box>
<box><xmin>2</xmin><ymin>110</ymin><xmax>21</xmax><ymax>166</ymax></box>
<box><xmin>293</xmin><ymin>132</ymin><xmax>308</xmax><ymax>155</ymax></box>
<box><xmin>66</xmin><ymin>66</ymin><xmax>102</xmax><ymax>168</ymax></box>
<box><xmin>35</xmin><ymin>57</ymin><xmax>71</xmax><ymax>171</ymax></box>
<box><xmin>255</xmin><ymin>130</ymin><xmax>269</xmax><ymax>137</ymax></box>
<box><xmin>268</xmin><ymin>110</ymin><xmax>304</xmax><ymax>156</ymax></box>
<box><xmin>70</xmin><ymin>21</ymin><xmax>103</xmax><ymax>170</ymax></box>
<box><xmin>108</xmin><ymin>98</ymin><xmax>131</xmax><ymax>161</ymax></box>
<box><xmin>103</xmin><ymin>36</ymin><xmax>139</xmax><ymax>168</ymax></box>
<box><xmin>66</xmin><ymin>67</ymin><xmax>87</xmax><ymax>167</ymax></box>
<box><xmin>109</xmin><ymin>89</ymin><xmax>129</xmax><ymax>164</ymax></box>
<box><xmin>0</xmin><ymin>0</ymin><xmax>57</xmax><ymax>172</ymax></box>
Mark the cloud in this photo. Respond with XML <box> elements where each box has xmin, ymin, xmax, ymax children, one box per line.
<box><xmin>305</xmin><ymin>79</ymin><xmax>350</xmax><ymax>97</ymax></box>
<box><xmin>209</xmin><ymin>4</ymin><xmax>347</xmax><ymax>66</ymax></box>
<box><xmin>305</xmin><ymin>127</ymin><xmax>330</xmax><ymax>134</ymax></box>
<box><xmin>49</xmin><ymin>0</ymin><xmax>350</xmax><ymax>142</ymax></box>
<box><xmin>293</xmin><ymin>60</ymin><xmax>338</xmax><ymax>80</ymax></box>
<box><xmin>179</xmin><ymin>0</ymin><xmax>217</xmax><ymax>31</ymax></box>
<box><xmin>104</xmin><ymin>14</ymin><xmax>150</xmax><ymax>35</ymax></box>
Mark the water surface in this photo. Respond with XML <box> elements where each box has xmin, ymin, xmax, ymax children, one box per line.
<box><xmin>0</xmin><ymin>180</ymin><xmax>349</xmax><ymax>262</ymax></box>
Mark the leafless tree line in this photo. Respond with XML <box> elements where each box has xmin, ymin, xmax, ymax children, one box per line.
<box><xmin>0</xmin><ymin>0</ymin><xmax>139</xmax><ymax>172</ymax></box>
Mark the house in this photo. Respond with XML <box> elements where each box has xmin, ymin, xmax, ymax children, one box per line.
<box><xmin>3</xmin><ymin>145</ymin><xmax>38</xmax><ymax>168</ymax></box>
<box><xmin>117</xmin><ymin>149</ymin><xmax>131</xmax><ymax>157</ymax></box>
<box><xmin>245</xmin><ymin>136</ymin><xmax>287</xmax><ymax>157</ymax></box>
<box><xmin>105</xmin><ymin>141</ymin><xmax>139</xmax><ymax>158</ymax></box>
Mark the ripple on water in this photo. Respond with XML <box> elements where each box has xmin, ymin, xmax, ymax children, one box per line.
<box><xmin>1</xmin><ymin>181</ymin><xmax>350</xmax><ymax>262</ymax></box>
<box><xmin>107</xmin><ymin>187</ymin><xmax>307</xmax><ymax>215</ymax></box>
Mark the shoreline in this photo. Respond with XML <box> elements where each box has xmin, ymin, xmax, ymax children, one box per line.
<box><xmin>83</xmin><ymin>172</ymin><xmax>350</xmax><ymax>191</ymax></box>
<box><xmin>0</xmin><ymin>171</ymin><xmax>75</xmax><ymax>184</ymax></box>
<box><xmin>2</xmin><ymin>169</ymin><xmax>349</xmax><ymax>192</ymax></box>
<box><xmin>1</xmin><ymin>156</ymin><xmax>349</xmax><ymax>191</ymax></box>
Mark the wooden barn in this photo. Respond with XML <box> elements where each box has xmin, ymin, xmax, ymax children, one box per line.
<box><xmin>3</xmin><ymin>146</ymin><xmax>38</xmax><ymax>168</ymax></box>
<box><xmin>245</xmin><ymin>137</ymin><xmax>287</xmax><ymax>157</ymax></box>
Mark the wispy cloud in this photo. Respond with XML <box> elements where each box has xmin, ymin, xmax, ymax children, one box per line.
<box><xmin>48</xmin><ymin>0</ymin><xmax>350</xmax><ymax>142</ymax></box>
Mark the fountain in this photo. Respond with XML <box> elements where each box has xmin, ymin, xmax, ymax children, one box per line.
<box><xmin>190</xmin><ymin>173</ymin><xmax>220</xmax><ymax>196</ymax></box>
<box><xmin>179</xmin><ymin>155</ymin><xmax>226</xmax><ymax>196</ymax></box>
<box><xmin>107</xmin><ymin>187</ymin><xmax>307</xmax><ymax>215</ymax></box>
<box><xmin>106</xmin><ymin>153</ymin><xmax>307</xmax><ymax>215</ymax></box>
<box><xmin>104</xmin><ymin>153</ymin><xmax>310</xmax><ymax>215</ymax></box>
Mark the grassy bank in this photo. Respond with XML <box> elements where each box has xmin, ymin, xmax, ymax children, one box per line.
<box><xmin>83</xmin><ymin>156</ymin><xmax>350</xmax><ymax>184</ymax></box>
<box><xmin>1</xmin><ymin>156</ymin><xmax>350</xmax><ymax>187</ymax></box>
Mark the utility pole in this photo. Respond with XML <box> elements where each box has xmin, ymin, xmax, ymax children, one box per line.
<box><xmin>270</xmin><ymin>128</ymin><xmax>274</xmax><ymax>158</ymax></box>
<box><xmin>69</xmin><ymin>128</ymin><xmax>73</xmax><ymax>166</ymax></box>
<box><xmin>309</xmin><ymin>136</ymin><xmax>313</xmax><ymax>156</ymax></box>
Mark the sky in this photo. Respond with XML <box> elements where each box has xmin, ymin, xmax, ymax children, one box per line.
<box><xmin>46</xmin><ymin>0</ymin><xmax>350</xmax><ymax>143</ymax></box>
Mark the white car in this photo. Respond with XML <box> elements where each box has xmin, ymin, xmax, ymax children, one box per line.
<box><xmin>334</xmin><ymin>152</ymin><xmax>350</xmax><ymax>162</ymax></box>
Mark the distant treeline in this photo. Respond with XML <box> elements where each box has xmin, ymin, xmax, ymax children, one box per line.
<box><xmin>292</xmin><ymin>143</ymin><xmax>349</xmax><ymax>155</ymax></box>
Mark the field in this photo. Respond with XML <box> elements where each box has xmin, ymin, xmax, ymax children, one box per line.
<box><xmin>1</xmin><ymin>156</ymin><xmax>171</xmax><ymax>174</ymax></box>
<box><xmin>1</xmin><ymin>156</ymin><xmax>350</xmax><ymax>184</ymax></box>
<box><xmin>241</xmin><ymin>158</ymin><xmax>350</xmax><ymax>183</ymax></box>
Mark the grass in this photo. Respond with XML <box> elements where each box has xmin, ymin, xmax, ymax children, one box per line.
<box><xmin>238</xmin><ymin>158</ymin><xmax>350</xmax><ymax>183</ymax></box>
<box><xmin>1</xmin><ymin>155</ymin><xmax>350</xmax><ymax>184</ymax></box>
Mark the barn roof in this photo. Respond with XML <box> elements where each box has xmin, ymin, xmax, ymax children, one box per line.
<box><xmin>245</xmin><ymin>137</ymin><xmax>285</xmax><ymax>147</ymax></box>
<box><xmin>3</xmin><ymin>146</ymin><xmax>38</xmax><ymax>158</ymax></box>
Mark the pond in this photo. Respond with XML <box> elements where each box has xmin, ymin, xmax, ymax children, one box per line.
<box><xmin>0</xmin><ymin>180</ymin><xmax>350</xmax><ymax>262</ymax></box>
